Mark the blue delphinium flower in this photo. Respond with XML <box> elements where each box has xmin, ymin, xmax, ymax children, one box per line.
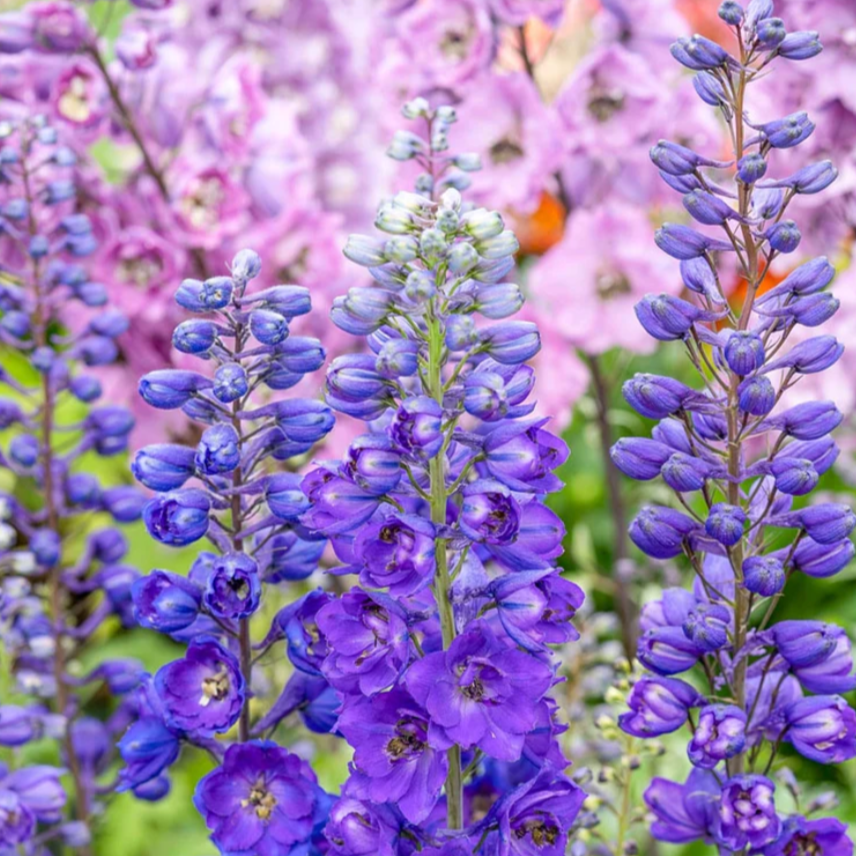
<box><xmin>613</xmin><ymin>4</ymin><xmax>855</xmax><ymax>853</ymax></box>
<box><xmin>297</xmin><ymin>100</ymin><xmax>586</xmax><ymax>851</ymax></box>
<box><xmin>0</xmin><ymin>116</ymin><xmax>148</xmax><ymax>852</ymax></box>
<box><xmin>121</xmin><ymin>248</ymin><xmax>336</xmax><ymax>854</ymax></box>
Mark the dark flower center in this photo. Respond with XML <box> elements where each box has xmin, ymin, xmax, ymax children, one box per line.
<box><xmin>229</xmin><ymin>575</ymin><xmax>250</xmax><ymax>599</ymax></box>
<box><xmin>596</xmin><ymin>270</ymin><xmax>631</xmax><ymax>300</ymax></box>
<box><xmin>515</xmin><ymin>818</ymin><xmax>560</xmax><ymax>848</ymax></box>
<box><xmin>784</xmin><ymin>832</ymin><xmax>820</xmax><ymax>856</ymax></box>
<box><xmin>440</xmin><ymin>27</ymin><xmax>472</xmax><ymax>60</ymax></box>
<box><xmin>461</xmin><ymin>677</ymin><xmax>485</xmax><ymax>701</ymax></box>
<box><xmin>386</xmin><ymin>718</ymin><xmax>428</xmax><ymax>760</ymax></box>
<box><xmin>587</xmin><ymin>86</ymin><xmax>626</xmax><ymax>121</ymax></box>
<box><xmin>200</xmin><ymin>668</ymin><xmax>230</xmax><ymax>705</ymax></box>
<box><xmin>490</xmin><ymin>137</ymin><xmax>525</xmax><ymax>164</ymax></box>
<box><xmin>118</xmin><ymin>255</ymin><xmax>162</xmax><ymax>288</ymax></box>
<box><xmin>243</xmin><ymin>779</ymin><xmax>277</xmax><ymax>821</ymax></box>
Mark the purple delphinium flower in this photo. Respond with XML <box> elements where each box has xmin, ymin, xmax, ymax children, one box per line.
<box><xmin>614</xmin><ymin>5</ymin><xmax>856</xmax><ymax>846</ymax></box>
<box><xmin>336</xmin><ymin>690</ymin><xmax>447</xmax><ymax>824</ymax></box>
<box><xmin>303</xmin><ymin>101</ymin><xmax>584</xmax><ymax>846</ymax></box>
<box><xmin>122</xmin><ymin>247</ymin><xmax>336</xmax><ymax>840</ymax></box>
<box><xmin>193</xmin><ymin>741</ymin><xmax>329</xmax><ymax>856</ymax></box>
<box><xmin>154</xmin><ymin>638</ymin><xmax>245</xmax><ymax>737</ymax></box>
<box><xmin>405</xmin><ymin>622</ymin><xmax>553</xmax><ymax>762</ymax></box>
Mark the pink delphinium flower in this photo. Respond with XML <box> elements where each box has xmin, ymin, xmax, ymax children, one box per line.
<box><xmin>448</xmin><ymin>71</ymin><xmax>563</xmax><ymax>215</ymax></box>
<box><xmin>51</xmin><ymin>59</ymin><xmax>108</xmax><ymax>136</ymax></box>
<box><xmin>379</xmin><ymin>0</ymin><xmax>497</xmax><ymax>91</ymax></box>
<box><xmin>528</xmin><ymin>203</ymin><xmax>681</xmax><ymax>356</ymax></box>
<box><xmin>489</xmin><ymin>0</ymin><xmax>566</xmax><ymax>28</ymax></box>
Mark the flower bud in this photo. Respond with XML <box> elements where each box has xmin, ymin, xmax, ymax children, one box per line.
<box><xmin>476</xmin><ymin>283</ymin><xmax>523</xmax><ymax>319</ymax></box>
<box><xmin>661</xmin><ymin>453</ymin><xmax>716</xmax><ymax>492</ymax></box>
<box><xmin>705</xmin><ymin>503</ymin><xmax>746</xmax><ymax>546</ymax></box>
<box><xmin>249</xmin><ymin>309</ymin><xmax>288</xmax><ymax>346</ymax></box>
<box><xmin>389</xmin><ymin>396</ymin><xmax>443</xmax><ymax>459</ymax></box>
<box><xmin>175</xmin><ymin>277</ymin><xmax>232</xmax><ymax>312</ymax></box>
<box><xmin>718</xmin><ymin>1</ymin><xmax>744</xmax><ymax>24</ymax></box>
<box><xmin>213</xmin><ymin>363</ymin><xmax>248</xmax><ymax>403</ymax></box>
<box><xmin>743</xmin><ymin>555</ymin><xmax>785</xmax><ymax>596</ymax></box>
<box><xmin>461</xmin><ymin>209</ymin><xmax>504</xmax><ymax>240</ymax></box>
<box><xmin>375</xmin><ymin>204</ymin><xmax>415</xmax><ymax>235</ymax></box>
<box><xmin>270</xmin><ymin>399</ymin><xmax>334</xmax><ymax>444</ymax></box>
<box><xmin>445</xmin><ymin>315</ymin><xmax>479</xmax><ymax>351</ymax></box>
<box><xmin>195</xmin><ymin>424</ymin><xmax>240</xmax><ymax>475</ymax></box>
<box><xmin>693</xmin><ymin>71</ymin><xmax>727</xmax><ymax>107</ymax></box>
<box><xmin>755</xmin><ymin>17</ymin><xmax>786</xmax><ymax>48</ymax></box>
<box><xmin>682</xmin><ymin>189</ymin><xmax>740</xmax><ymax>225</ymax></box>
<box><xmin>769</xmin><ymin>457</ymin><xmax>818</xmax><ymax>496</ymax></box>
<box><xmin>765</xmin><ymin>220</ymin><xmax>801</xmax><ymax>253</ymax></box>
<box><xmin>767</xmin><ymin>401</ymin><xmax>842</xmax><ymax>440</ymax></box>
<box><xmin>790</xmin><ymin>537</ymin><xmax>854</xmax><ymax>578</ymax></box>
<box><xmin>670</xmin><ymin>34</ymin><xmax>732</xmax><ymax>70</ymax></box>
<box><xmin>31</xmin><ymin>530</ymin><xmax>61</xmax><ymax>568</ymax></box>
<box><xmin>688</xmin><ymin>705</ymin><xmax>746</xmax><ymax>768</ymax></box>
<box><xmin>343</xmin><ymin>235</ymin><xmax>387</xmax><ymax>267</ymax></box>
<box><xmin>480</xmin><ymin>321</ymin><xmax>540</xmax><ymax>364</ymax></box>
<box><xmin>637</xmin><ymin>627</ymin><xmax>701</xmax><ymax>675</ymax></box>
<box><xmin>139</xmin><ymin>370</ymin><xmax>213</xmax><ymax>409</ymax></box>
<box><xmin>386</xmin><ymin>129</ymin><xmax>424</xmax><ymax>161</ymax></box>
<box><xmin>756</xmin><ymin>293</ymin><xmax>839</xmax><ymax>328</ymax></box>
<box><xmin>655</xmin><ymin>223</ymin><xmax>732</xmax><ymax>259</ymax></box>
<box><xmin>683</xmin><ymin>603</ymin><xmax>730</xmax><ymax>651</ymax></box>
<box><xmin>798</xmin><ymin>504</ymin><xmax>856</xmax><ymax>545</ymax></box>
<box><xmin>384</xmin><ymin>236</ymin><xmax>419</xmax><ymax>264</ymax></box>
<box><xmin>405</xmin><ymin>270</ymin><xmax>436</xmax><ymax>302</ymax></box>
<box><xmin>737</xmin><ymin>153</ymin><xmax>767</xmax><ymax>183</ymax></box>
<box><xmin>230</xmin><ymin>248</ymin><xmax>261</xmax><ymax>282</ymax></box>
<box><xmin>172</xmin><ymin>319</ymin><xmax>217</xmax><ymax>355</ymax></box>
<box><xmin>778</xmin><ymin>30</ymin><xmax>821</xmax><ymax>60</ymax></box>
<box><xmin>610</xmin><ymin>438</ymin><xmax>674</xmax><ymax>481</ymax></box>
<box><xmin>132</xmin><ymin>570</ymin><xmax>202</xmax><ymax>634</ymax></box>
<box><xmin>650</xmin><ymin>140</ymin><xmax>730</xmax><ymax>176</ymax></box>
<box><xmin>142</xmin><ymin>489</ymin><xmax>210</xmax><ymax>546</ymax></box>
<box><xmin>771</xmin><ymin>620</ymin><xmax>843</xmax><ymax>668</ymax></box>
<box><xmin>618</xmin><ymin>676</ymin><xmax>700</xmax><ymax>738</ymax></box>
<box><xmin>737</xmin><ymin>376</ymin><xmax>776</xmax><ymax>416</ymax></box>
<box><xmin>447</xmin><ymin>242</ymin><xmax>479</xmax><ymax>274</ymax></box>
<box><xmin>724</xmin><ymin>331</ymin><xmax>765</xmax><ymax>375</ymax></box>
<box><xmin>785</xmin><ymin>695</ymin><xmax>856</xmax><ymax>764</ymax></box>
<box><xmin>375</xmin><ymin>339</ymin><xmax>419</xmax><ymax>378</ymax></box>
<box><xmin>264</xmin><ymin>473</ymin><xmax>310</xmax><ymax>521</ymax></box>
<box><xmin>762</xmin><ymin>160</ymin><xmax>837</xmax><ymax>195</ymax></box>
<box><xmin>622</xmin><ymin>374</ymin><xmax>697</xmax><ymax>419</ymax></box>
<box><xmin>761</xmin><ymin>335</ymin><xmax>843</xmax><ymax>375</ymax></box>
<box><xmin>757</xmin><ymin>111</ymin><xmax>815</xmax><ymax>149</ymax></box>
<box><xmin>629</xmin><ymin>506</ymin><xmax>698</xmax><ymax>559</ymax></box>
<box><xmin>132</xmin><ymin>444</ymin><xmax>196</xmax><ymax>491</ymax></box>
<box><xmin>680</xmin><ymin>257</ymin><xmax>724</xmax><ymax>303</ymax></box>
<box><xmin>474</xmin><ymin>230</ymin><xmax>519</xmax><ymax>260</ymax></box>
<box><xmin>343</xmin><ymin>434</ymin><xmax>402</xmax><ymax>496</ymax></box>
<box><xmin>9</xmin><ymin>434</ymin><xmax>39</xmax><ymax>468</ymax></box>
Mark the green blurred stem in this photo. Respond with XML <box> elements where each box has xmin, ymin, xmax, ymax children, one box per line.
<box><xmin>584</xmin><ymin>354</ymin><xmax>637</xmax><ymax>662</ymax></box>
<box><xmin>427</xmin><ymin>314</ymin><xmax>463</xmax><ymax>830</ymax></box>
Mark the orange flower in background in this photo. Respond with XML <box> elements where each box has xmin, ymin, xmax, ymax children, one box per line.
<box><xmin>512</xmin><ymin>191</ymin><xmax>567</xmax><ymax>256</ymax></box>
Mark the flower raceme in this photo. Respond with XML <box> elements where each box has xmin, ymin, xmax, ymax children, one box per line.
<box><xmin>0</xmin><ymin>116</ymin><xmax>150</xmax><ymax>852</ymax></box>
<box><xmin>298</xmin><ymin>100</ymin><xmax>586</xmax><ymax>853</ymax></box>
<box><xmin>119</xmin><ymin>248</ymin><xmax>339</xmax><ymax>854</ymax></box>
<box><xmin>611</xmin><ymin>3</ymin><xmax>855</xmax><ymax>853</ymax></box>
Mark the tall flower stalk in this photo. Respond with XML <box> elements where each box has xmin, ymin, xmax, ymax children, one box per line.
<box><xmin>0</xmin><ymin>115</ymin><xmax>147</xmax><ymax>854</ymax></box>
<box><xmin>120</xmin><ymin>249</ymin><xmax>336</xmax><ymax>855</ymax></box>
<box><xmin>613</xmin><ymin>2</ymin><xmax>855</xmax><ymax>853</ymax></box>
<box><xmin>302</xmin><ymin>100</ymin><xmax>586</xmax><ymax>853</ymax></box>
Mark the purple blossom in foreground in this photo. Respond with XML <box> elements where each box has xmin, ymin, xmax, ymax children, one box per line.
<box><xmin>298</xmin><ymin>100</ymin><xmax>585</xmax><ymax>851</ymax></box>
<box><xmin>615</xmin><ymin>4</ymin><xmax>855</xmax><ymax>852</ymax></box>
<box><xmin>119</xmin><ymin>248</ymin><xmax>337</xmax><ymax>854</ymax></box>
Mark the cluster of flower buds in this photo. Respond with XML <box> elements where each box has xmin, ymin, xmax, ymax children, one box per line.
<box><xmin>612</xmin><ymin>3</ymin><xmax>855</xmax><ymax>853</ymax></box>
<box><xmin>123</xmin><ymin>248</ymin><xmax>337</xmax><ymax>853</ymax></box>
<box><xmin>296</xmin><ymin>100</ymin><xmax>586</xmax><ymax>855</ymax></box>
<box><xmin>0</xmin><ymin>116</ymin><xmax>148</xmax><ymax>853</ymax></box>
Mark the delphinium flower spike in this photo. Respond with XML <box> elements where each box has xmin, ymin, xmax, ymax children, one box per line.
<box><xmin>300</xmin><ymin>100</ymin><xmax>587</xmax><ymax>853</ymax></box>
<box><xmin>0</xmin><ymin>115</ymin><xmax>148</xmax><ymax>854</ymax></box>
<box><xmin>613</xmin><ymin>4</ymin><xmax>855</xmax><ymax>853</ymax></box>
<box><xmin>123</xmin><ymin>248</ymin><xmax>336</xmax><ymax>855</ymax></box>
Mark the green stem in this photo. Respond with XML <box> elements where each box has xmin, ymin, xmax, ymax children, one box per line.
<box><xmin>426</xmin><ymin>314</ymin><xmax>463</xmax><ymax>830</ymax></box>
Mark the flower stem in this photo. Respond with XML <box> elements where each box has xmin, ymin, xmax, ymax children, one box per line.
<box><xmin>427</xmin><ymin>313</ymin><xmax>463</xmax><ymax>830</ymax></box>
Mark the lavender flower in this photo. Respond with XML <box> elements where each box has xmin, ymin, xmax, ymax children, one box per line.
<box><xmin>614</xmin><ymin>5</ymin><xmax>855</xmax><ymax>851</ymax></box>
<box><xmin>0</xmin><ymin>116</ymin><xmax>147</xmax><ymax>852</ymax></box>
<box><xmin>301</xmin><ymin>101</ymin><xmax>585</xmax><ymax>849</ymax></box>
